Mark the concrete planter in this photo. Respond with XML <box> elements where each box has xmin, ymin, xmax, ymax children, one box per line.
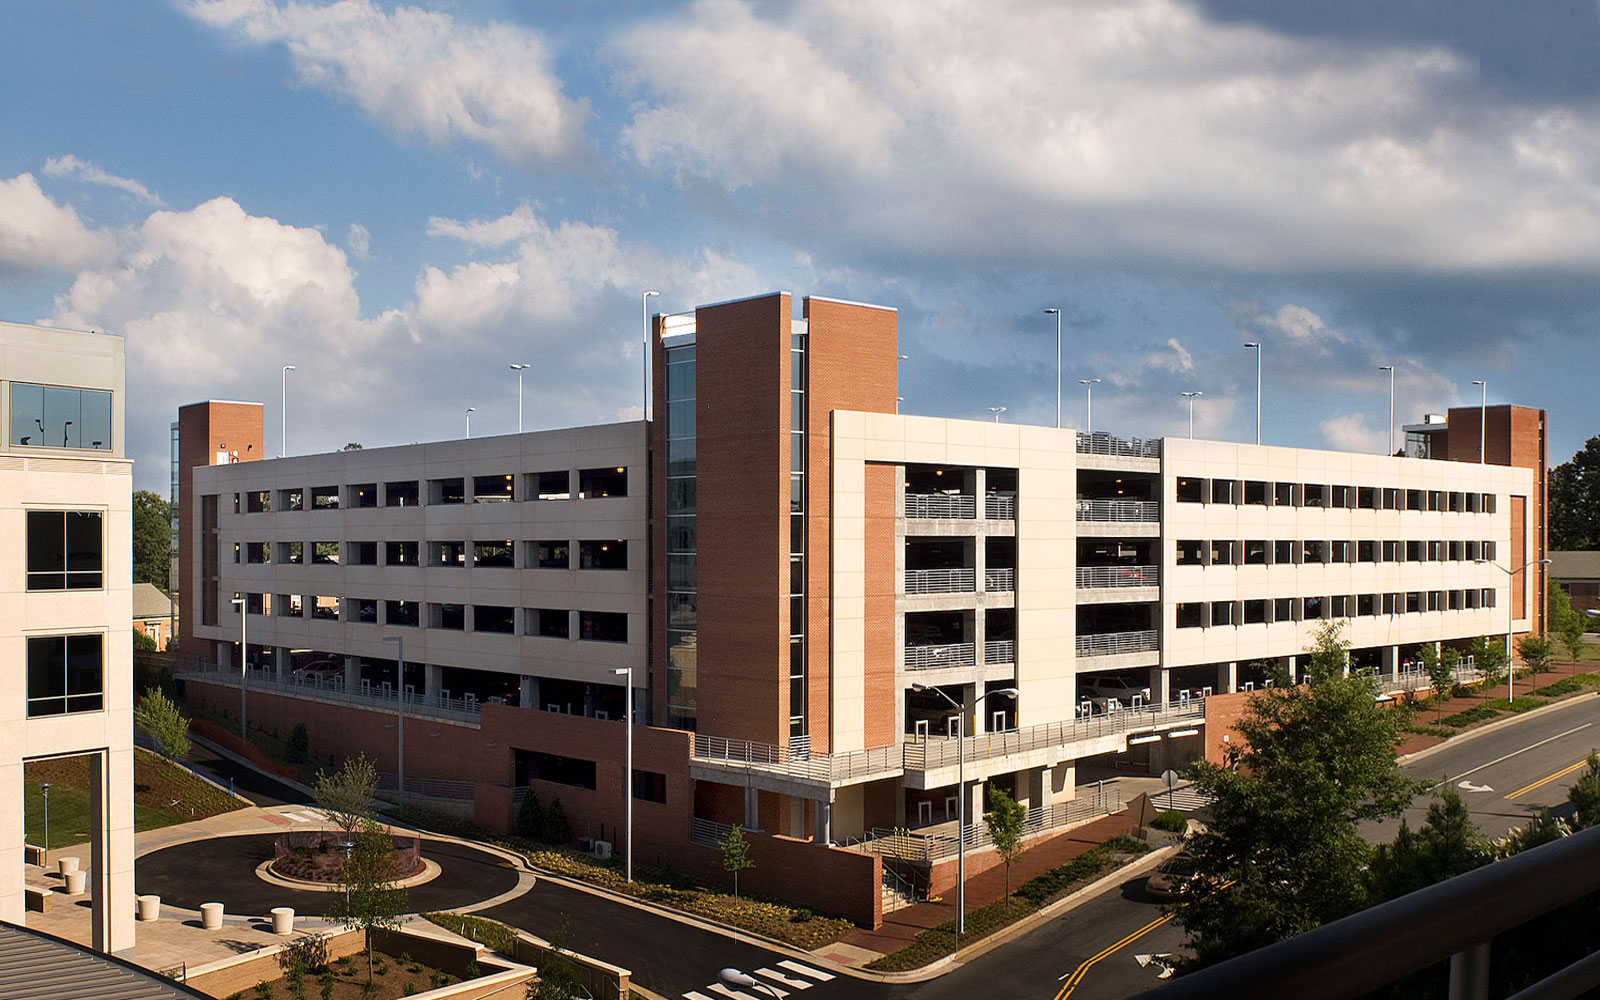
<box><xmin>57</xmin><ymin>857</ymin><xmax>79</xmax><ymax>877</ymax></box>
<box><xmin>200</xmin><ymin>902</ymin><xmax>225</xmax><ymax>929</ymax></box>
<box><xmin>137</xmin><ymin>895</ymin><xmax>161</xmax><ymax>922</ymax></box>
<box><xmin>63</xmin><ymin>870</ymin><xmax>86</xmax><ymax>895</ymax></box>
<box><xmin>270</xmin><ymin>907</ymin><xmax>294</xmax><ymax>935</ymax></box>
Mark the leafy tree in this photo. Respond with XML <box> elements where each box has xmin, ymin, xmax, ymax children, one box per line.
<box><xmin>1550</xmin><ymin>580</ymin><xmax>1587</xmax><ymax>662</ymax></box>
<box><xmin>133</xmin><ymin>628</ymin><xmax>158</xmax><ymax>652</ymax></box>
<box><xmin>516</xmin><ymin>788</ymin><xmax>546</xmax><ymax>840</ymax></box>
<box><xmin>342</xmin><ymin>442</ymin><xmax>363</xmax><ymax>451</ymax></box>
<box><xmin>286</xmin><ymin>723</ymin><xmax>310</xmax><ymax>764</ymax></box>
<box><xmin>328</xmin><ymin>823</ymin><xmax>409</xmax><ymax>985</ymax></box>
<box><xmin>1516</xmin><ymin>635</ymin><xmax>1554</xmax><ymax>676</ymax></box>
<box><xmin>984</xmin><ymin>785</ymin><xmax>1028</xmax><ymax>905</ymax></box>
<box><xmin>1567</xmin><ymin>754</ymin><xmax>1600</xmax><ymax>830</ymax></box>
<box><xmin>1548</xmin><ymin>435</ymin><xmax>1600</xmax><ymax>550</ymax></box>
<box><xmin>314</xmin><ymin>754</ymin><xmax>378</xmax><ymax>833</ymax></box>
<box><xmin>132</xmin><ymin>490</ymin><xmax>172</xmax><ymax>590</ymax></box>
<box><xmin>1174</xmin><ymin>621</ymin><xmax>1419</xmax><ymax>969</ymax></box>
<box><xmin>544</xmin><ymin>796</ymin><xmax>571</xmax><ymax>844</ymax></box>
<box><xmin>134</xmin><ymin>688</ymin><xmax>191</xmax><ymax>761</ymax></box>
<box><xmin>719</xmin><ymin>824</ymin><xmax>755</xmax><ymax>897</ymax></box>
<box><xmin>1472</xmin><ymin>636</ymin><xmax>1508</xmax><ymax>695</ymax></box>
<box><xmin>1367</xmin><ymin>789</ymin><xmax>1488</xmax><ymax>902</ymax></box>
<box><xmin>1420</xmin><ymin>645</ymin><xmax>1454</xmax><ymax>709</ymax></box>
<box><xmin>1303</xmin><ymin>619</ymin><xmax>1351</xmax><ymax>684</ymax></box>
<box><xmin>525</xmin><ymin>917</ymin><xmax>583</xmax><ymax>1000</ymax></box>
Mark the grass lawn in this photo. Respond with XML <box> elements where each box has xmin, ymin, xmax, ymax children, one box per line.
<box><xmin>24</xmin><ymin>747</ymin><xmax>245</xmax><ymax>848</ymax></box>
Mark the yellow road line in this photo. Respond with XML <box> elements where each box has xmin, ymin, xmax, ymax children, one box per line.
<box><xmin>1505</xmin><ymin>758</ymin><xmax>1594</xmax><ymax>800</ymax></box>
<box><xmin>1054</xmin><ymin>913</ymin><xmax>1174</xmax><ymax>1000</ymax></box>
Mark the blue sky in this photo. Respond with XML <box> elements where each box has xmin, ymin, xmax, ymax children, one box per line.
<box><xmin>2</xmin><ymin>0</ymin><xmax>1597</xmax><ymax>491</ymax></box>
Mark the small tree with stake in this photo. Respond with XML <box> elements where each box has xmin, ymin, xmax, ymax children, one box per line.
<box><xmin>985</xmin><ymin>785</ymin><xmax>1028</xmax><ymax>905</ymax></box>
<box><xmin>719</xmin><ymin>825</ymin><xmax>755</xmax><ymax>897</ymax></box>
<box><xmin>1420</xmin><ymin>645</ymin><xmax>1454</xmax><ymax>717</ymax></box>
<box><xmin>314</xmin><ymin>754</ymin><xmax>378</xmax><ymax>834</ymax></box>
<box><xmin>134</xmin><ymin>688</ymin><xmax>191</xmax><ymax>761</ymax></box>
<box><xmin>328</xmin><ymin>823</ymin><xmax>409</xmax><ymax>986</ymax></box>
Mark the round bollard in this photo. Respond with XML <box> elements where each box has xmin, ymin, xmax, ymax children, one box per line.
<box><xmin>137</xmin><ymin>895</ymin><xmax>161</xmax><ymax>922</ymax></box>
<box><xmin>200</xmin><ymin>902</ymin><xmax>225</xmax><ymax>930</ymax></box>
<box><xmin>57</xmin><ymin>857</ymin><xmax>79</xmax><ymax>877</ymax></box>
<box><xmin>270</xmin><ymin>907</ymin><xmax>295</xmax><ymax>935</ymax></box>
<box><xmin>63</xmin><ymin>870</ymin><xmax>86</xmax><ymax>895</ymax></box>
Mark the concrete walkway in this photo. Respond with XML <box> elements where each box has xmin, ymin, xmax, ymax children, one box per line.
<box><xmin>1397</xmin><ymin>658</ymin><xmax>1593</xmax><ymax>756</ymax></box>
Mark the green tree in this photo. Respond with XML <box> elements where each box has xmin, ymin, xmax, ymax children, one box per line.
<box><xmin>1516</xmin><ymin>635</ymin><xmax>1554</xmax><ymax>676</ymax></box>
<box><xmin>984</xmin><ymin>785</ymin><xmax>1028</xmax><ymax>905</ymax></box>
<box><xmin>133</xmin><ymin>628</ymin><xmax>158</xmax><ymax>652</ymax></box>
<box><xmin>132</xmin><ymin>490</ymin><xmax>172</xmax><ymax>590</ymax></box>
<box><xmin>1549</xmin><ymin>435</ymin><xmax>1600</xmax><ymax>550</ymax></box>
<box><xmin>1550</xmin><ymin>580</ymin><xmax>1587</xmax><ymax>662</ymax></box>
<box><xmin>314</xmin><ymin>754</ymin><xmax>378</xmax><ymax>834</ymax></box>
<box><xmin>328</xmin><ymin>823</ymin><xmax>409</xmax><ymax>985</ymax></box>
<box><xmin>544</xmin><ymin>796</ymin><xmax>571</xmax><ymax>844</ymax></box>
<box><xmin>1420</xmin><ymin>645</ymin><xmax>1454</xmax><ymax>709</ymax></box>
<box><xmin>1472</xmin><ymin>636</ymin><xmax>1508</xmax><ymax>695</ymax></box>
<box><xmin>516</xmin><ymin>788</ymin><xmax>546</xmax><ymax>841</ymax></box>
<box><xmin>719</xmin><ymin>824</ymin><xmax>755</xmax><ymax>897</ymax></box>
<box><xmin>1567</xmin><ymin>753</ymin><xmax>1600</xmax><ymax>830</ymax></box>
<box><xmin>1304</xmin><ymin>619</ymin><xmax>1352</xmax><ymax>684</ymax></box>
<box><xmin>286</xmin><ymin>723</ymin><xmax>310</xmax><ymax>764</ymax></box>
<box><xmin>342</xmin><ymin>442</ymin><xmax>363</xmax><ymax>451</ymax></box>
<box><xmin>1367</xmin><ymin>789</ymin><xmax>1489</xmax><ymax>902</ymax></box>
<box><xmin>1174</xmin><ymin>621</ymin><xmax>1419</xmax><ymax>969</ymax></box>
<box><xmin>134</xmin><ymin>688</ymin><xmax>191</xmax><ymax>761</ymax></box>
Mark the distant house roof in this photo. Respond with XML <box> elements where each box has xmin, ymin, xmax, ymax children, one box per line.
<box><xmin>1550</xmin><ymin>551</ymin><xmax>1600</xmax><ymax>582</ymax></box>
<box><xmin>0</xmin><ymin>921</ymin><xmax>211</xmax><ymax>999</ymax></box>
<box><xmin>132</xmin><ymin>582</ymin><xmax>172</xmax><ymax>621</ymax></box>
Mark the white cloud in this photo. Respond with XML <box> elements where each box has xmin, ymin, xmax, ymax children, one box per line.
<box><xmin>43</xmin><ymin>154</ymin><xmax>163</xmax><ymax>205</ymax></box>
<box><xmin>1320</xmin><ymin>413</ymin><xmax>1387</xmax><ymax>454</ymax></box>
<box><xmin>426</xmin><ymin>204</ymin><xmax>542</xmax><ymax>248</ymax></box>
<box><xmin>346</xmin><ymin>222</ymin><xmax>371</xmax><ymax>259</ymax></box>
<box><xmin>0</xmin><ymin>173</ymin><xmax>109</xmax><ymax>276</ymax></box>
<box><xmin>184</xmin><ymin>0</ymin><xmax>588</xmax><ymax>167</ymax></box>
<box><xmin>618</xmin><ymin>0</ymin><xmax>1600</xmax><ymax>275</ymax></box>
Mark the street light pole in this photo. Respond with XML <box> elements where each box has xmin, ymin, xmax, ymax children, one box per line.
<box><xmin>1181</xmin><ymin>392</ymin><xmax>1203</xmax><ymax>439</ymax></box>
<box><xmin>1079</xmin><ymin>379</ymin><xmax>1100</xmax><ymax>437</ymax></box>
<box><xmin>988</xmin><ymin>407</ymin><xmax>1006</xmax><ymax>423</ymax></box>
<box><xmin>1044</xmin><ymin>308</ymin><xmax>1062</xmax><ymax>428</ymax></box>
<box><xmin>1476</xmin><ymin>557</ymin><xmax>1552</xmax><ymax>703</ymax></box>
<box><xmin>280</xmin><ymin>365</ymin><xmax>296</xmax><ymax>457</ymax></box>
<box><xmin>1378</xmin><ymin>366</ymin><xmax>1395</xmax><ymax>456</ymax></box>
<box><xmin>41</xmin><ymin>783</ymin><xmax>51</xmax><ymax>864</ymax></box>
<box><xmin>465</xmin><ymin>407</ymin><xmax>475</xmax><ymax>439</ymax></box>
<box><xmin>1244</xmin><ymin>342</ymin><xmax>1261</xmax><ymax>445</ymax></box>
<box><xmin>383</xmin><ymin>636</ymin><xmax>405</xmax><ymax>799</ymax></box>
<box><xmin>613</xmin><ymin>667</ymin><xmax>633</xmax><ymax>882</ymax></box>
<box><xmin>642</xmin><ymin>290</ymin><xmax>661</xmax><ymax>419</ymax></box>
<box><xmin>509</xmin><ymin>364</ymin><xmax>530</xmax><ymax>433</ymax></box>
<box><xmin>230</xmin><ymin>596</ymin><xmax>247</xmax><ymax>738</ymax></box>
<box><xmin>896</xmin><ymin>354</ymin><xmax>908</xmax><ymax>414</ymax></box>
<box><xmin>1472</xmin><ymin>380</ymin><xmax>1487</xmax><ymax>463</ymax></box>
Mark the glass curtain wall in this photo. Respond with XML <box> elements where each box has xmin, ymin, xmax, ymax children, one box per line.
<box><xmin>665</xmin><ymin>343</ymin><xmax>698</xmax><ymax>730</ymax></box>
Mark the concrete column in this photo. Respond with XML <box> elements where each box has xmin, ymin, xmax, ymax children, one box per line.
<box><xmin>517</xmin><ymin>674</ymin><xmax>536</xmax><ymax>710</ymax></box>
<box><xmin>1021</xmin><ymin>766</ymin><xmax>1047</xmax><ymax>810</ymax></box>
<box><xmin>965</xmin><ymin>779</ymin><xmax>985</xmax><ymax>825</ymax></box>
<box><xmin>744</xmin><ymin>785</ymin><xmax>760</xmax><ymax>830</ymax></box>
<box><xmin>0</xmin><ymin>761</ymin><xmax>22</xmax><ymax>926</ymax></box>
<box><xmin>1217</xmin><ymin>661</ymin><xmax>1237</xmax><ymax>694</ymax></box>
<box><xmin>1278</xmin><ymin>656</ymin><xmax>1295</xmax><ymax>686</ymax></box>
<box><xmin>343</xmin><ymin>655</ymin><xmax>361</xmax><ymax>692</ymax></box>
<box><xmin>960</xmin><ymin>686</ymin><xmax>976</xmax><ymax>738</ymax></box>
<box><xmin>273</xmin><ymin>646</ymin><xmax>289</xmax><ymax>682</ymax></box>
<box><xmin>1148</xmin><ymin>667</ymin><xmax>1170</xmax><ymax>706</ymax></box>
<box><xmin>90</xmin><ymin>748</ymin><xmax>136</xmax><ymax>957</ymax></box>
<box><xmin>815</xmin><ymin>793</ymin><xmax>833</xmax><ymax>844</ymax></box>
<box><xmin>1381</xmin><ymin>645</ymin><xmax>1400</xmax><ymax>683</ymax></box>
<box><xmin>1050</xmin><ymin>762</ymin><xmax>1075</xmax><ymax>804</ymax></box>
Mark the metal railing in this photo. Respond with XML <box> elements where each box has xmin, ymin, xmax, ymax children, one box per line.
<box><xmin>984</xmin><ymin>639</ymin><xmax>1015</xmax><ymax>664</ymax></box>
<box><xmin>905</xmin><ymin>567</ymin><xmax>976</xmax><ymax>594</ymax></box>
<box><xmin>376</xmin><ymin>772</ymin><xmax>475</xmax><ymax>801</ymax></box>
<box><xmin>690</xmin><ymin>734</ymin><xmax>904</xmax><ymax>785</ymax></box>
<box><xmin>903</xmin><ymin>697</ymin><xmax>1203</xmax><ymax>772</ymax></box>
<box><xmin>1077</xmin><ymin>498</ymin><xmax>1161</xmax><ymax>521</ymax></box>
<box><xmin>905</xmin><ymin>492</ymin><xmax>976</xmax><ymax>519</ymax></box>
<box><xmin>172</xmin><ymin>659</ymin><xmax>485</xmax><ymax>724</ymax></box>
<box><xmin>843</xmin><ymin>790</ymin><xmax>1126</xmax><ymax>864</ymax></box>
<box><xmin>1076</xmin><ymin>630</ymin><xmax>1160</xmax><ymax>657</ymax></box>
<box><xmin>905</xmin><ymin>641</ymin><xmax>977</xmax><ymax>670</ymax></box>
<box><xmin>690</xmin><ymin>817</ymin><xmax>735</xmax><ymax>847</ymax></box>
<box><xmin>1076</xmin><ymin>564</ymin><xmax>1159</xmax><ymax>588</ymax></box>
<box><xmin>985</xmin><ymin>494</ymin><xmax>1017</xmax><ymax>520</ymax></box>
<box><xmin>1130</xmin><ymin>822</ymin><xmax>1600</xmax><ymax>1000</ymax></box>
<box><xmin>1077</xmin><ymin>432</ymin><xmax>1161</xmax><ymax>459</ymax></box>
<box><xmin>984</xmin><ymin>567</ymin><xmax>1016</xmax><ymax>592</ymax></box>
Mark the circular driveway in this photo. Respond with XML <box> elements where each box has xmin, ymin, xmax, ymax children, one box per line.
<box><xmin>136</xmin><ymin>833</ymin><xmax>522</xmax><ymax>916</ymax></box>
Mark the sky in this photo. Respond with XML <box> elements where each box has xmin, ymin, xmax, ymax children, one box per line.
<box><xmin>3</xmin><ymin>0</ymin><xmax>1598</xmax><ymax>492</ymax></box>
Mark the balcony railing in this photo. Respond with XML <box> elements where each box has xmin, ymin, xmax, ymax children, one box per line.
<box><xmin>905</xmin><ymin>641</ymin><xmax>976</xmax><ymax>670</ymax></box>
<box><xmin>984</xmin><ymin>639</ymin><xmax>1015</xmax><ymax>664</ymax></box>
<box><xmin>691</xmin><ymin>734</ymin><xmax>902</xmax><ymax>785</ymax></box>
<box><xmin>1077</xmin><ymin>432</ymin><xmax>1161</xmax><ymax>458</ymax></box>
<box><xmin>1076</xmin><ymin>564</ymin><xmax>1159</xmax><ymax>589</ymax></box>
<box><xmin>905</xmin><ymin>492</ymin><xmax>975</xmax><ymax>519</ymax></box>
<box><xmin>1076</xmin><ymin>630</ymin><xmax>1159</xmax><ymax>657</ymax></box>
<box><xmin>904</xmin><ymin>697</ymin><xmax>1205</xmax><ymax>772</ymax></box>
<box><xmin>1076</xmin><ymin>498</ymin><xmax>1161</xmax><ymax>522</ymax></box>
<box><xmin>905</xmin><ymin>567</ymin><xmax>976</xmax><ymax>594</ymax></box>
<box><xmin>985</xmin><ymin>494</ymin><xmax>1017</xmax><ymax>520</ymax></box>
<box><xmin>170</xmin><ymin>659</ymin><xmax>487</xmax><ymax>724</ymax></box>
<box><xmin>984</xmin><ymin>567</ymin><xmax>1016</xmax><ymax>592</ymax></box>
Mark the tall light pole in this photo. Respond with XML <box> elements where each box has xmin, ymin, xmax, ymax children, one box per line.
<box><xmin>465</xmin><ymin>407</ymin><xmax>475</xmax><ymax>439</ymax></box>
<box><xmin>1243</xmin><ymin>342</ymin><xmax>1261</xmax><ymax>445</ymax></box>
<box><xmin>1181</xmin><ymin>391</ymin><xmax>1203</xmax><ymax>439</ymax></box>
<box><xmin>910</xmin><ymin>683</ymin><xmax>1018</xmax><ymax>936</ymax></box>
<box><xmin>642</xmin><ymin>290</ymin><xmax>661</xmax><ymax>419</ymax></box>
<box><xmin>1472</xmin><ymin>380</ymin><xmax>1487</xmax><ymax>463</ymax></box>
<box><xmin>1476</xmin><ymin>557</ymin><xmax>1552</xmax><ymax>703</ymax></box>
<box><xmin>280</xmin><ymin>365</ymin><xmax>296</xmax><ymax>457</ymax></box>
<box><xmin>383</xmin><ymin>636</ymin><xmax>405</xmax><ymax>798</ymax></box>
<box><xmin>988</xmin><ymin>406</ymin><xmax>1006</xmax><ymax>422</ymax></box>
<box><xmin>613</xmin><ymin>666</ymin><xmax>634</xmax><ymax>882</ymax></box>
<box><xmin>41</xmin><ymin>783</ymin><xmax>52</xmax><ymax>864</ymax></box>
<box><xmin>509</xmin><ymin>364</ymin><xmax>530</xmax><ymax>433</ymax></box>
<box><xmin>1378</xmin><ymin>366</ymin><xmax>1395</xmax><ymax>456</ymax></box>
<box><xmin>229</xmin><ymin>595</ymin><xmax>247</xmax><ymax>738</ymax></box>
<box><xmin>1079</xmin><ymin>379</ymin><xmax>1100</xmax><ymax>437</ymax></box>
<box><xmin>1044</xmin><ymin>308</ymin><xmax>1062</xmax><ymax>428</ymax></box>
<box><xmin>896</xmin><ymin>354</ymin><xmax>908</xmax><ymax>414</ymax></box>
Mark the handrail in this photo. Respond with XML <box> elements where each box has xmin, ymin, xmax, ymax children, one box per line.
<box><xmin>905</xmin><ymin>493</ymin><xmax>976</xmax><ymax>519</ymax></box>
<box><xmin>1077</xmin><ymin>564</ymin><xmax>1159</xmax><ymax>588</ymax></box>
<box><xmin>843</xmin><ymin>792</ymin><xmax>1126</xmax><ymax>863</ymax></box>
<box><xmin>984</xmin><ymin>567</ymin><xmax>1016</xmax><ymax>592</ymax></box>
<box><xmin>984</xmin><ymin>639</ymin><xmax>1015</xmax><ymax>664</ymax></box>
<box><xmin>905</xmin><ymin>567</ymin><xmax>976</xmax><ymax>594</ymax></box>
<box><xmin>1077</xmin><ymin>630</ymin><xmax>1160</xmax><ymax>656</ymax></box>
<box><xmin>1130</xmin><ymin>822</ymin><xmax>1600</xmax><ymax>1000</ymax></box>
<box><xmin>171</xmin><ymin>660</ymin><xmax>485</xmax><ymax>724</ymax></box>
<box><xmin>1078</xmin><ymin>432</ymin><xmax>1161</xmax><ymax>458</ymax></box>
<box><xmin>984</xmin><ymin>494</ymin><xmax>1017</xmax><ymax>520</ymax></box>
<box><xmin>905</xmin><ymin>642</ymin><xmax>977</xmax><ymax>670</ymax></box>
<box><xmin>1077</xmin><ymin>498</ymin><xmax>1161</xmax><ymax>521</ymax></box>
<box><xmin>903</xmin><ymin>698</ymin><xmax>1203</xmax><ymax>771</ymax></box>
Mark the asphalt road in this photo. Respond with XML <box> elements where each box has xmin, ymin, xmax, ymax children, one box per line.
<box><xmin>180</xmin><ymin>735</ymin><xmax>309</xmax><ymax>807</ymax></box>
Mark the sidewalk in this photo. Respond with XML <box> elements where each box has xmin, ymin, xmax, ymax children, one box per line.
<box><xmin>829</xmin><ymin>809</ymin><xmax>1142</xmax><ymax>961</ymax></box>
<box><xmin>1396</xmin><ymin>658</ymin><xmax>1593</xmax><ymax>756</ymax></box>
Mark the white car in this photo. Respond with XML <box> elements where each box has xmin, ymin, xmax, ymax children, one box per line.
<box><xmin>1078</xmin><ymin>674</ymin><xmax>1151</xmax><ymax>709</ymax></box>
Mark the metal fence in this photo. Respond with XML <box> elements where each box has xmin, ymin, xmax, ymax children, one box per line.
<box><xmin>842</xmin><ymin>789</ymin><xmax>1126</xmax><ymax>864</ymax></box>
<box><xmin>984</xmin><ymin>567</ymin><xmax>1016</xmax><ymax>592</ymax></box>
<box><xmin>905</xmin><ymin>567</ymin><xmax>976</xmax><ymax>594</ymax></box>
<box><xmin>1077</xmin><ymin>564</ymin><xmax>1159</xmax><ymax>588</ymax></box>
<box><xmin>172</xmin><ymin>659</ymin><xmax>486</xmax><ymax>724</ymax></box>
<box><xmin>376</xmin><ymin>772</ymin><xmax>475</xmax><ymax>802</ymax></box>
<box><xmin>905</xmin><ymin>642</ymin><xmax>977</xmax><ymax>670</ymax></box>
<box><xmin>985</xmin><ymin>494</ymin><xmax>1017</xmax><ymax>520</ymax></box>
<box><xmin>903</xmin><ymin>697</ymin><xmax>1204</xmax><ymax>772</ymax></box>
<box><xmin>1077</xmin><ymin>432</ymin><xmax>1162</xmax><ymax>459</ymax></box>
<box><xmin>690</xmin><ymin>734</ymin><xmax>904</xmax><ymax>785</ymax></box>
<box><xmin>1076</xmin><ymin>498</ymin><xmax>1161</xmax><ymax>521</ymax></box>
<box><xmin>1076</xmin><ymin>630</ymin><xmax>1160</xmax><ymax>657</ymax></box>
<box><xmin>905</xmin><ymin>493</ymin><xmax>976</xmax><ymax>519</ymax></box>
<box><xmin>984</xmin><ymin>639</ymin><xmax>1015</xmax><ymax>665</ymax></box>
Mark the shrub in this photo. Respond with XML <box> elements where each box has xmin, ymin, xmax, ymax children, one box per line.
<box><xmin>792</xmin><ymin>908</ymin><xmax>813</xmax><ymax>923</ymax></box>
<box><xmin>255</xmin><ymin>982</ymin><xmax>275</xmax><ymax>1000</ymax></box>
<box><xmin>421</xmin><ymin>912</ymin><xmax>518</xmax><ymax>955</ymax></box>
<box><xmin>517</xmin><ymin>789</ymin><xmax>545</xmax><ymax>841</ymax></box>
<box><xmin>403</xmin><ymin>984</ymin><xmax>417</xmax><ymax>997</ymax></box>
<box><xmin>319</xmin><ymin>969</ymin><xmax>335</xmax><ymax>1000</ymax></box>
<box><xmin>1150</xmin><ymin>810</ymin><xmax>1188</xmax><ymax>833</ymax></box>
<box><xmin>545</xmin><ymin>797</ymin><xmax>571</xmax><ymax>844</ymax></box>
<box><xmin>287</xmin><ymin>723</ymin><xmax>310</xmax><ymax>764</ymax></box>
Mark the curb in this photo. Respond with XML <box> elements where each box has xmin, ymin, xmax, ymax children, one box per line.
<box><xmin>1400</xmin><ymin>689</ymin><xmax>1600</xmax><ymax>768</ymax></box>
<box><xmin>189</xmin><ymin>733</ymin><xmax>318</xmax><ymax>799</ymax></box>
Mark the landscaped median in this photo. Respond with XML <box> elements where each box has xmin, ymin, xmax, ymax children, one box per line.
<box><xmin>1403</xmin><ymin>671</ymin><xmax>1600</xmax><ymax>739</ymax></box>
<box><xmin>865</xmin><ymin>834</ymin><xmax>1155</xmax><ymax>972</ymax></box>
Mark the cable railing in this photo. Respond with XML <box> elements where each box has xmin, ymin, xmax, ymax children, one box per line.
<box><xmin>1076</xmin><ymin>564</ymin><xmax>1159</xmax><ymax>588</ymax></box>
<box><xmin>905</xmin><ymin>641</ymin><xmax>976</xmax><ymax>670</ymax></box>
<box><xmin>905</xmin><ymin>492</ymin><xmax>976</xmax><ymax>519</ymax></box>
<box><xmin>984</xmin><ymin>567</ymin><xmax>1016</xmax><ymax>592</ymax></box>
<box><xmin>902</xmin><ymin>697</ymin><xmax>1204</xmax><ymax>771</ymax></box>
<box><xmin>1077</xmin><ymin>498</ymin><xmax>1161</xmax><ymax>521</ymax></box>
<box><xmin>1076</xmin><ymin>630</ymin><xmax>1160</xmax><ymax>657</ymax></box>
<box><xmin>905</xmin><ymin>567</ymin><xmax>976</xmax><ymax>594</ymax></box>
<box><xmin>1077</xmin><ymin>432</ymin><xmax>1162</xmax><ymax>458</ymax></box>
<box><xmin>984</xmin><ymin>639</ymin><xmax>1015</xmax><ymax>665</ymax></box>
<box><xmin>984</xmin><ymin>494</ymin><xmax>1017</xmax><ymax>520</ymax></box>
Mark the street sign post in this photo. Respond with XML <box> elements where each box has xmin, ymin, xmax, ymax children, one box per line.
<box><xmin>1161</xmin><ymin>768</ymin><xmax>1181</xmax><ymax>810</ymax></box>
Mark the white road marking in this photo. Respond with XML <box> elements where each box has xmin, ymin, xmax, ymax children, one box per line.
<box><xmin>755</xmin><ymin>968</ymin><xmax>812</xmax><ymax>989</ymax></box>
<box><xmin>1135</xmin><ymin>953</ymin><xmax>1179</xmax><ymax>979</ymax></box>
<box><xmin>1428</xmin><ymin>723</ymin><xmax>1594</xmax><ymax>789</ymax></box>
<box><xmin>777</xmin><ymin>960</ymin><xmax>835</xmax><ymax>982</ymax></box>
<box><xmin>1457</xmin><ymin>780</ymin><xmax>1494</xmax><ymax>793</ymax></box>
<box><xmin>283</xmin><ymin>810</ymin><xmax>322</xmax><ymax>824</ymax></box>
<box><xmin>708</xmin><ymin>984</ymin><xmax>767</xmax><ymax>1000</ymax></box>
<box><xmin>684</xmin><ymin>992</ymin><xmax>717</xmax><ymax>1000</ymax></box>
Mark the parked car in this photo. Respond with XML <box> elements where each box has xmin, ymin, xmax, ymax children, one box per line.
<box><xmin>1144</xmin><ymin>851</ymin><xmax>1201</xmax><ymax>901</ymax></box>
<box><xmin>1078</xmin><ymin>674</ymin><xmax>1152</xmax><ymax>709</ymax></box>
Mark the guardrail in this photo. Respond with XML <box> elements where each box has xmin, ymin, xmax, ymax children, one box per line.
<box><xmin>984</xmin><ymin>639</ymin><xmax>1015</xmax><ymax>664</ymax></box>
<box><xmin>1077</xmin><ymin>498</ymin><xmax>1161</xmax><ymax>522</ymax></box>
<box><xmin>1078</xmin><ymin>432</ymin><xmax>1161</xmax><ymax>458</ymax></box>
<box><xmin>984</xmin><ymin>567</ymin><xmax>1016</xmax><ymax>592</ymax></box>
<box><xmin>376</xmin><ymin>772</ymin><xmax>475</xmax><ymax>801</ymax></box>
<box><xmin>905</xmin><ymin>493</ymin><xmax>975</xmax><ymax>519</ymax></box>
<box><xmin>1077</xmin><ymin>630</ymin><xmax>1160</xmax><ymax>657</ymax></box>
<box><xmin>690</xmin><ymin>734</ymin><xmax>904</xmax><ymax>785</ymax></box>
<box><xmin>172</xmin><ymin>660</ymin><xmax>486</xmax><ymax>724</ymax></box>
<box><xmin>903</xmin><ymin>697</ymin><xmax>1204</xmax><ymax>771</ymax></box>
<box><xmin>905</xmin><ymin>642</ymin><xmax>977</xmax><ymax>670</ymax></box>
<box><xmin>905</xmin><ymin>567</ymin><xmax>976</xmax><ymax>594</ymax></box>
<box><xmin>843</xmin><ymin>790</ymin><xmax>1126</xmax><ymax>863</ymax></box>
<box><xmin>690</xmin><ymin>817</ymin><xmax>735</xmax><ymax>847</ymax></box>
<box><xmin>985</xmin><ymin>494</ymin><xmax>1017</xmax><ymax>520</ymax></box>
<box><xmin>1077</xmin><ymin>564</ymin><xmax>1159</xmax><ymax>588</ymax></box>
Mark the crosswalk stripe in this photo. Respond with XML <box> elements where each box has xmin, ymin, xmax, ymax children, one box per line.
<box><xmin>755</xmin><ymin>968</ymin><xmax>812</xmax><ymax>989</ymax></box>
<box><xmin>683</xmin><ymin>992</ymin><xmax>716</xmax><ymax>1000</ymax></box>
<box><xmin>707</xmin><ymin>984</ymin><xmax>766</xmax><ymax>1000</ymax></box>
<box><xmin>777</xmin><ymin>960</ymin><xmax>835</xmax><ymax>982</ymax></box>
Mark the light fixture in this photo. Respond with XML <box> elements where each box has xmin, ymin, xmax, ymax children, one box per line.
<box><xmin>1129</xmin><ymin>733</ymin><xmax>1161</xmax><ymax>745</ymax></box>
<box><xmin>1167</xmin><ymin>728</ymin><xmax>1199</xmax><ymax>738</ymax></box>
